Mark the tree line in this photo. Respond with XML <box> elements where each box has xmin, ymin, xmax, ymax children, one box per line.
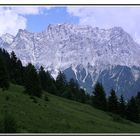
<box><xmin>0</xmin><ymin>48</ymin><xmax>88</xmax><ymax>103</ymax></box>
<box><xmin>0</xmin><ymin>48</ymin><xmax>140</xmax><ymax>124</ymax></box>
<box><xmin>92</xmin><ymin>82</ymin><xmax>140</xmax><ymax>123</ymax></box>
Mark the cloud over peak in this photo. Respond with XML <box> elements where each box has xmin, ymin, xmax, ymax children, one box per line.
<box><xmin>66</xmin><ymin>6</ymin><xmax>140</xmax><ymax>43</ymax></box>
<box><xmin>0</xmin><ymin>7</ymin><xmax>51</xmax><ymax>36</ymax></box>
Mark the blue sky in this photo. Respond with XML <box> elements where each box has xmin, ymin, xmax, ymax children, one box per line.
<box><xmin>25</xmin><ymin>7</ymin><xmax>79</xmax><ymax>32</ymax></box>
<box><xmin>1</xmin><ymin>6</ymin><xmax>140</xmax><ymax>43</ymax></box>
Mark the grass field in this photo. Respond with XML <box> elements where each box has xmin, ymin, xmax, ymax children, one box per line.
<box><xmin>0</xmin><ymin>84</ymin><xmax>140</xmax><ymax>133</ymax></box>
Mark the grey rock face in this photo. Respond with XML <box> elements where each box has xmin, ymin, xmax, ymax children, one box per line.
<box><xmin>1</xmin><ymin>24</ymin><xmax>140</xmax><ymax>98</ymax></box>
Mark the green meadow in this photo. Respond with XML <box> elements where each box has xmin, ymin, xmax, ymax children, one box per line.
<box><xmin>0</xmin><ymin>84</ymin><xmax>140</xmax><ymax>133</ymax></box>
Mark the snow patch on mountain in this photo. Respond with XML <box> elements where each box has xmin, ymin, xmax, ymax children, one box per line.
<box><xmin>1</xmin><ymin>33</ymin><xmax>14</xmax><ymax>44</ymax></box>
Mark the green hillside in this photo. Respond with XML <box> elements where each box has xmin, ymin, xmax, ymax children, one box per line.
<box><xmin>0</xmin><ymin>84</ymin><xmax>140</xmax><ymax>133</ymax></box>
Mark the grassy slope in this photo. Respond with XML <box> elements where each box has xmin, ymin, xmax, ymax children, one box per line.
<box><xmin>0</xmin><ymin>84</ymin><xmax>140</xmax><ymax>133</ymax></box>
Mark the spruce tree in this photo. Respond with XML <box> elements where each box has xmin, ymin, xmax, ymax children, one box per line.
<box><xmin>56</xmin><ymin>71</ymin><xmax>67</xmax><ymax>95</ymax></box>
<box><xmin>10</xmin><ymin>51</ymin><xmax>24</xmax><ymax>85</ymax></box>
<box><xmin>16</xmin><ymin>59</ymin><xmax>24</xmax><ymax>85</ymax></box>
<box><xmin>0</xmin><ymin>49</ymin><xmax>11</xmax><ymax>73</ymax></box>
<box><xmin>108</xmin><ymin>89</ymin><xmax>118</xmax><ymax>114</ymax></box>
<box><xmin>0</xmin><ymin>56</ymin><xmax>10</xmax><ymax>90</ymax></box>
<box><xmin>45</xmin><ymin>71</ymin><xmax>57</xmax><ymax>95</ymax></box>
<box><xmin>118</xmin><ymin>95</ymin><xmax>126</xmax><ymax>118</ymax></box>
<box><xmin>92</xmin><ymin>82</ymin><xmax>107</xmax><ymax>111</ymax></box>
<box><xmin>135</xmin><ymin>92</ymin><xmax>140</xmax><ymax>113</ymax></box>
<box><xmin>62</xmin><ymin>86</ymin><xmax>73</xmax><ymax>100</ymax></box>
<box><xmin>10</xmin><ymin>51</ymin><xmax>17</xmax><ymax>83</ymax></box>
<box><xmin>39</xmin><ymin>66</ymin><xmax>57</xmax><ymax>95</ymax></box>
<box><xmin>79</xmin><ymin>88</ymin><xmax>86</xmax><ymax>103</ymax></box>
<box><xmin>39</xmin><ymin>66</ymin><xmax>47</xmax><ymax>91</ymax></box>
<box><xmin>72</xmin><ymin>80</ymin><xmax>80</xmax><ymax>101</ymax></box>
<box><xmin>68</xmin><ymin>78</ymin><xmax>79</xmax><ymax>101</ymax></box>
<box><xmin>68</xmin><ymin>78</ymin><xmax>76</xmax><ymax>94</ymax></box>
<box><xmin>136</xmin><ymin>92</ymin><xmax>140</xmax><ymax>102</ymax></box>
<box><xmin>24</xmin><ymin>63</ymin><xmax>42</xmax><ymax>97</ymax></box>
<box><xmin>126</xmin><ymin>96</ymin><xmax>139</xmax><ymax>123</ymax></box>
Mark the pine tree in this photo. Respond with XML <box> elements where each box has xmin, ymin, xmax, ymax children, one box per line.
<box><xmin>62</xmin><ymin>86</ymin><xmax>73</xmax><ymax>100</ymax></box>
<box><xmin>68</xmin><ymin>78</ymin><xmax>79</xmax><ymax>101</ymax></box>
<box><xmin>10</xmin><ymin>51</ymin><xmax>24</xmax><ymax>85</ymax></box>
<box><xmin>92</xmin><ymin>82</ymin><xmax>107</xmax><ymax>111</ymax></box>
<box><xmin>108</xmin><ymin>89</ymin><xmax>118</xmax><ymax>114</ymax></box>
<box><xmin>68</xmin><ymin>78</ymin><xmax>76</xmax><ymax>94</ymax></box>
<box><xmin>136</xmin><ymin>92</ymin><xmax>140</xmax><ymax>102</ymax></box>
<box><xmin>56</xmin><ymin>71</ymin><xmax>67</xmax><ymax>95</ymax></box>
<box><xmin>24</xmin><ymin>63</ymin><xmax>42</xmax><ymax>97</ymax></box>
<box><xmin>45</xmin><ymin>71</ymin><xmax>57</xmax><ymax>95</ymax></box>
<box><xmin>135</xmin><ymin>92</ymin><xmax>140</xmax><ymax>113</ymax></box>
<box><xmin>134</xmin><ymin>92</ymin><xmax>140</xmax><ymax>122</ymax></box>
<box><xmin>10</xmin><ymin>51</ymin><xmax>17</xmax><ymax>83</ymax></box>
<box><xmin>79</xmin><ymin>88</ymin><xmax>86</xmax><ymax>103</ymax></box>
<box><xmin>39</xmin><ymin>66</ymin><xmax>47</xmax><ymax>91</ymax></box>
<box><xmin>118</xmin><ymin>95</ymin><xmax>126</xmax><ymax>118</ymax></box>
<box><xmin>0</xmin><ymin>49</ymin><xmax>11</xmax><ymax>73</ymax></box>
<box><xmin>38</xmin><ymin>66</ymin><xmax>57</xmax><ymax>95</ymax></box>
<box><xmin>136</xmin><ymin>92</ymin><xmax>140</xmax><ymax>99</ymax></box>
<box><xmin>16</xmin><ymin>59</ymin><xmax>24</xmax><ymax>85</ymax></box>
<box><xmin>0</xmin><ymin>55</ymin><xmax>10</xmax><ymax>90</ymax></box>
<box><xmin>126</xmin><ymin>96</ymin><xmax>139</xmax><ymax>123</ymax></box>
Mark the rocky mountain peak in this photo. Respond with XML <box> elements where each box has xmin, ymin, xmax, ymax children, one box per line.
<box><xmin>1</xmin><ymin>24</ymin><xmax>140</xmax><ymax>98</ymax></box>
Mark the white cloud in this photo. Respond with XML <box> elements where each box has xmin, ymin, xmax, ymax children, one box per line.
<box><xmin>67</xmin><ymin>7</ymin><xmax>140</xmax><ymax>44</ymax></box>
<box><xmin>10</xmin><ymin>7</ymin><xmax>42</xmax><ymax>15</ymax></box>
<box><xmin>0</xmin><ymin>7</ymin><xmax>52</xmax><ymax>36</ymax></box>
<box><xmin>7</xmin><ymin>6</ymin><xmax>52</xmax><ymax>15</ymax></box>
<box><xmin>0</xmin><ymin>8</ymin><xmax>27</xmax><ymax>36</ymax></box>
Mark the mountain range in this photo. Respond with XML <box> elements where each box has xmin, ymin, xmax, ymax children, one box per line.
<box><xmin>0</xmin><ymin>23</ymin><xmax>140</xmax><ymax>99</ymax></box>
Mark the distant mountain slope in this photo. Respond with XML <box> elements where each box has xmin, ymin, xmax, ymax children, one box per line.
<box><xmin>1</xmin><ymin>24</ymin><xmax>140</xmax><ymax>98</ymax></box>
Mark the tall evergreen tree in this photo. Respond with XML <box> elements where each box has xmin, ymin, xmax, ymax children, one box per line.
<box><xmin>108</xmin><ymin>89</ymin><xmax>118</xmax><ymax>114</ymax></box>
<box><xmin>62</xmin><ymin>86</ymin><xmax>73</xmax><ymax>100</ymax></box>
<box><xmin>15</xmin><ymin>59</ymin><xmax>24</xmax><ymax>85</ymax></box>
<box><xmin>68</xmin><ymin>78</ymin><xmax>79</xmax><ymax>101</ymax></box>
<box><xmin>79</xmin><ymin>88</ymin><xmax>86</xmax><ymax>103</ymax></box>
<box><xmin>68</xmin><ymin>78</ymin><xmax>76</xmax><ymax>93</ymax></box>
<box><xmin>0</xmin><ymin>55</ymin><xmax>10</xmax><ymax>90</ymax></box>
<box><xmin>118</xmin><ymin>95</ymin><xmax>126</xmax><ymax>118</ymax></box>
<box><xmin>0</xmin><ymin>49</ymin><xmax>11</xmax><ymax>72</ymax></box>
<box><xmin>39</xmin><ymin>66</ymin><xmax>47</xmax><ymax>90</ymax></box>
<box><xmin>10</xmin><ymin>51</ymin><xmax>17</xmax><ymax>82</ymax></box>
<box><xmin>126</xmin><ymin>96</ymin><xmax>139</xmax><ymax>123</ymax></box>
<box><xmin>136</xmin><ymin>92</ymin><xmax>140</xmax><ymax>102</ymax></box>
<box><xmin>24</xmin><ymin>63</ymin><xmax>42</xmax><ymax>97</ymax></box>
<box><xmin>10</xmin><ymin>51</ymin><xmax>24</xmax><ymax>85</ymax></box>
<box><xmin>56</xmin><ymin>71</ymin><xmax>67</xmax><ymax>95</ymax></box>
<box><xmin>45</xmin><ymin>71</ymin><xmax>57</xmax><ymax>95</ymax></box>
<box><xmin>92</xmin><ymin>82</ymin><xmax>107</xmax><ymax>111</ymax></box>
<box><xmin>38</xmin><ymin>66</ymin><xmax>57</xmax><ymax>94</ymax></box>
<box><xmin>135</xmin><ymin>92</ymin><xmax>140</xmax><ymax>112</ymax></box>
